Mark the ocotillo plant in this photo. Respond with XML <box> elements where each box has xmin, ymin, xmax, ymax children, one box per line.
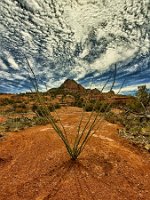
<box><xmin>25</xmin><ymin>57</ymin><xmax>123</xmax><ymax>160</ymax></box>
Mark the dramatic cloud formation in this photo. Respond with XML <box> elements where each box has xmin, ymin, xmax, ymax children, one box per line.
<box><xmin>0</xmin><ymin>0</ymin><xmax>149</xmax><ymax>94</ymax></box>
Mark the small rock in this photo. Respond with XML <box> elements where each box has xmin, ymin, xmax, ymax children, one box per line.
<box><xmin>145</xmin><ymin>144</ymin><xmax>150</xmax><ymax>151</ymax></box>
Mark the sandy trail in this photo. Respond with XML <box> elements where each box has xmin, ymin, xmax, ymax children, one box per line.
<box><xmin>0</xmin><ymin>107</ymin><xmax>150</xmax><ymax>200</ymax></box>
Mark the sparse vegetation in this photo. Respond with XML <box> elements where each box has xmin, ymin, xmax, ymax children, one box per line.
<box><xmin>136</xmin><ymin>85</ymin><xmax>150</xmax><ymax>107</ymax></box>
<box><xmin>0</xmin><ymin>64</ymin><xmax>149</xmax><ymax>156</ymax></box>
<box><xmin>84</xmin><ymin>101</ymin><xmax>111</xmax><ymax>113</ymax></box>
<box><xmin>0</xmin><ymin>98</ymin><xmax>15</xmax><ymax>106</ymax></box>
<box><xmin>105</xmin><ymin>108</ymin><xmax>150</xmax><ymax>151</ymax></box>
<box><xmin>21</xmin><ymin>58</ymin><xmax>120</xmax><ymax>160</ymax></box>
<box><xmin>0</xmin><ymin>115</ymin><xmax>57</xmax><ymax>133</ymax></box>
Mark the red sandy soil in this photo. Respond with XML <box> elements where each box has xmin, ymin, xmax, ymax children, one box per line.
<box><xmin>0</xmin><ymin>107</ymin><xmax>150</xmax><ymax>200</ymax></box>
<box><xmin>0</xmin><ymin>117</ymin><xmax>6</xmax><ymax>123</ymax></box>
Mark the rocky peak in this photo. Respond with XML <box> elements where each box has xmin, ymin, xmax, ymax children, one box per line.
<box><xmin>60</xmin><ymin>79</ymin><xmax>85</xmax><ymax>93</ymax></box>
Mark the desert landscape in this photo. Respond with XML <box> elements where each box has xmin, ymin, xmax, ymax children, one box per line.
<box><xmin>0</xmin><ymin>0</ymin><xmax>150</xmax><ymax>199</ymax></box>
<box><xmin>0</xmin><ymin>80</ymin><xmax>150</xmax><ymax>200</ymax></box>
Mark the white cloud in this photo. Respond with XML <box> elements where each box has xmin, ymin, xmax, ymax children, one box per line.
<box><xmin>5</xmin><ymin>52</ymin><xmax>19</xmax><ymax>70</ymax></box>
<box><xmin>0</xmin><ymin>71</ymin><xmax>14</xmax><ymax>81</ymax></box>
<box><xmin>0</xmin><ymin>59</ymin><xmax>8</xmax><ymax>70</ymax></box>
<box><xmin>114</xmin><ymin>83</ymin><xmax>150</xmax><ymax>93</ymax></box>
<box><xmin>89</xmin><ymin>46</ymin><xmax>137</xmax><ymax>72</ymax></box>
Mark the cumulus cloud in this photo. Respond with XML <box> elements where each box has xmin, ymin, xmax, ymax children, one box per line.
<box><xmin>90</xmin><ymin>46</ymin><xmax>138</xmax><ymax>72</ymax></box>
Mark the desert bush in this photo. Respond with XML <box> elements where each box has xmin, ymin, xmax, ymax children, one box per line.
<box><xmin>18</xmin><ymin>103</ymin><xmax>27</xmax><ymax>109</ymax></box>
<box><xmin>105</xmin><ymin>112</ymin><xmax>120</xmax><ymax>124</ymax></box>
<box><xmin>47</xmin><ymin>105</ymin><xmax>55</xmax><ymax>112</ymax></box>
<box><xmin>0</xmin><ymin>98</ymin><xmax>15</xmax><ymax>106</ymax></box>
<box><xmin>33</xmin><ymin>115</ymin><xmax>57</xmax><ymax>125</ymax></box>
<box><xmin>95</xmin><ymin>101</ymin><xmax>111</xmax><ymax>112</ymax></box>
<box><xmin>73</xmin><ymin>98</ymin><xmax>84</xmax><ymax>108</ymax></box>
<box><xmin>126</xmin><ymin>100</ymin><xmax>143</xmax><ymax>113</ymax></box>
<box><xmin>136</xmin><ymin>85</ymin><xmax>150</xmax><ymax>107</ymax></box>
<box><xmin>3</xmin><ymin>117</ymin><xmax>33</xmax><ymax>132</ymax></box>
<box><xmin>76</xmin><ymin>100</ymin><xmax>84</xmax><ymax>108</ymax></box>
<box><xmin>2</xmin><ymin>115</ymin><xmax>55</xmax><ymax>132</ymax></box>
<box><xmin>84</xmin><ymin>101</ymin><xmax>110</xmax><ymax>113</ymax></box>
<box><xmin>32</xmin><ymin>116</ymin><xmax>49</xmax><ymax>125</ymax></box>
<box><xmin>84</xmin><ymin>103</ymin><xmax>94</xmax><ymax>112</ymax></box>
<box><xmin>14</xmin><ymin>99</ymin><xmax>22</xmax><ymax>104</ymax></box>
<box><xmin>54</xmin><ymin>103</ymin><xmax>61</xmax><ymax>109</ymax></box>
<box><xmin>32</xmin><ymin>105</ymin><xmax>50</xmax><ymax>117</ymax></box>
<box><xmin>11</xmin><ymin>103</ymin><xmax>28</xmax><ymax>113</ymax></box>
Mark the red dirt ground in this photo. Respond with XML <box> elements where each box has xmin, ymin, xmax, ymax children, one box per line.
<box><xmin>0</xmin><ymin>107</ymin><xmax>150</xmax><ymax>200</ymax></box>
<box><xmin>0</xmin><ymin>117</ymin><xmax>6</xmax><ymax>123</ymax></box>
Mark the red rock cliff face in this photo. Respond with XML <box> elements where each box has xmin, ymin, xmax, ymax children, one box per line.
<box><xmin>49</xmin><ymin>79</ymin><xmax>135</xmax><ymax>105</ymax></box>
<box><xmin>60</xmin><ymin>79</ymin><xmax>85</xmax><ymax>93</ymax></box>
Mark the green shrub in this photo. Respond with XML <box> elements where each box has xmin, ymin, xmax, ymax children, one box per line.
<box><xmin>32</xmin><ymin>105</ymin><xmax>50</xmax><ymax>117</ymax></box>
<box><xmin>3</xmin><ymin>117</ymin><xmax>33</xmax><ymax>132</ymax></box>
<box><xmin>105</xmin><ymin>112</ymin><xmax>119</xmax><ymax>124</ymax></box>
<box><xmin>74</xmin><ymin>99</ymin><xmax>84</xmax><ymax>108</ymax></box>
<box><xmin>136</xmin><ymin>85</ymin><xmax>150</xmax><ymax>107</ymax></box>
<box><xmin>84</xmin><ymin>103</ymin><xmax>93</xmax><ymax>112</ymax></box>
<box><xmin>11</xmin><ymin>103</ymin><xmax>28</xmax><ymax>113</ymax></box>
<box><xmin>54</xmin><ymin>103</ymin><xmax>61</xmax><ymax>109</ymax></box>
<box><xmin>84</xmin><ymin>101</ymin><xmax>110</xmax><ymax>113</ymax></box>
<box><xmin>48</xmin><ymin>105</ymin><xmax>55</xmax><ymax>112</ymax></box>
<box><xmin>126</xmin><ymin>100</ymin><xmax>143</xmax><ymax>113</ymax></box>
<box><xmin>33</xmin><ymin>116</ymin><xmax>49</xmax><ymax>125</ymax></box>
<box><xmin>0</xmin><ymin>98</ymin><xmax>15</xmax><ymax>106</ymax></box>
<box><xmin>95</xmin><ymin>101</ymin><xmax>111</xmax><ymax>112</ymax></box>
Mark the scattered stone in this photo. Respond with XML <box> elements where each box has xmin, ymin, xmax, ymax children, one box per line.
<box><xmin>145</xmin><ymin>144</ymin><xmax>150</xmax><ymax>151</ymax></box>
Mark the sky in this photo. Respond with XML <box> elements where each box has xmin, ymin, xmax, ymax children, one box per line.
<box><xmin>0</xmin><ymin>0</ymin><xmax>149</xmax><ymax>95</ymax></box>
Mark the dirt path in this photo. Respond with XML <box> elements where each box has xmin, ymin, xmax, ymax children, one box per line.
<box><xmin>0</xmin><ymin>107</ymin><xmax>150</xmax><ymax>200</ymax></box>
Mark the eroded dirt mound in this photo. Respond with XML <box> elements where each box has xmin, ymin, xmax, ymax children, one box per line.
<box><xmin>0</xmin><ymin>107</ymin><xmax>150</xmax><ymax>200</ymax></box>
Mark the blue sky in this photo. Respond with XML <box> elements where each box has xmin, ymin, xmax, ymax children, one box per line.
<box><xmin>0</xmin><ymin>0</ymin><xmax>149</xmax><ymax>95</ymax></box>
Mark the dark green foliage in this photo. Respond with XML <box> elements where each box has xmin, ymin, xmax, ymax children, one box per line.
<box><xmin>11</xmin><ymin>103</ymin><xmax>28</xmax><ymax>113</ymax></box>
<box><xmin>126</xmin><ymin>100</ymin><xmax>143</xmax><ymax>113</ymax></box>
<box><xmin>47</xmin><ymin>105</ymin><xmax>55</xmax><ymax>112</ymax></box>
<box><xmin>32</xmin><ymin>105</ymin><xmax>50</xmax><ymax>117</ymax></box>
<box><xmin>84</xmin><ymin>101</ymin><xmax>110</xmax><ymax>112</ymax></box>
<box><xmin>32</xmin><ymin>116</ymin><xmax>50</xmax><ymax>125</ymax></box>
<box><xmin>32</xmin><ymin>103</ymin><xmax>60</xmax><ymax>117</ymax></box>
<box><xmin>75</xmin><ymin>100</ymin><xmax>84</xmax><ymax>108</ymax></box>
<box><xmin>95</xmin><ymin>101</ymin><xmax>111</xmax><ymax>112</ymax></box>
<box><xmin>84</xmin><ymin>103</ymin><xmax>94</xmax><ymax>112</ymax></box>
<box><xmin>54</xmin><ymin>103</ymin><xmax>61</xmax><ymax>109</ymax></box>
<box><xmin>136</xmin><ymin>85</ymin><xmax>150</xmax><ymax>107</ymax></box>
<box><xmin>0</xmin><ymin>98</ymin><xmax>15</xmax><ymax>106</ymax></box>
